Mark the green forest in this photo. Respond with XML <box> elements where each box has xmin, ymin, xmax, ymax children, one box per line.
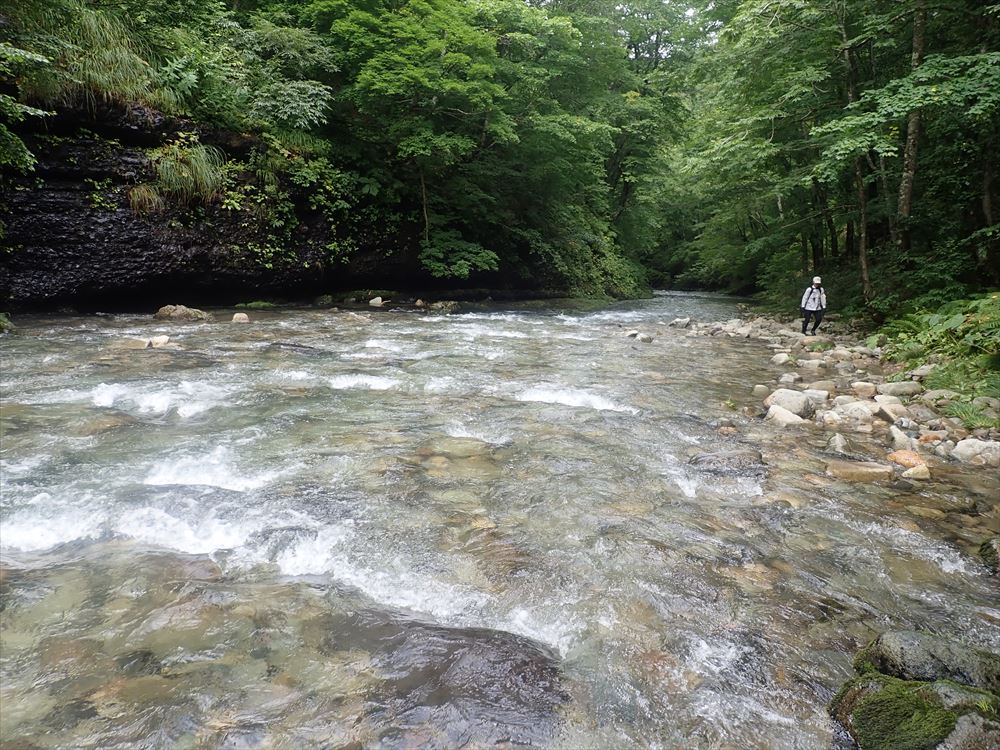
<box><xmin>1</xmin><ymin>0</ymin><xmax>998</xmax><ymax>317</ymax></box>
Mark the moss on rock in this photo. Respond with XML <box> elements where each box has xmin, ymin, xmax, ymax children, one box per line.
<box><xmin>830</xmin><ymin>673</ymin><xmax>1000</xmax><ymax>750</ymax></box>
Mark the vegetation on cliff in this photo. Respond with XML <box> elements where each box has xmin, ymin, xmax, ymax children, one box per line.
<box><xmin>1</xmin><ymin>1</ymin><xmax>998</xmax><ymax>311</ymax></box>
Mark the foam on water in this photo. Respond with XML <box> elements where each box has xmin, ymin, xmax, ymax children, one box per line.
<box><xmin>327</xmin><ymin>374</ymin><xmax>401</xmax><ymax>390</ymax></box>
<box><xmin>143</xmin><ymin>446</ymin><xmax>283</xmax><ymax>491</ymax></box>
<box><xmin>444</xmin><ymin>422</ymin><xmax>512</xmax><ymax>445</ymax></box>
<box><xmin>113</xmin><ymin>505</ymin><xmax>254</xmax><ymax>555</ymax></box>
<box><xmin>515</xmin><ymin>386</ymin><xmax>638</xmax><ymax>414</ymax></box>
<box><xmin>274</xmin><ymin>525</ymin><xmax>355</xmax><ymax>575</ymax></box>
<box><xmin>0</xmin><ymin>502</ymin><xmax>106</xmax><ymax>552</ymax></box>
<box><xmin>91</xmin><ymin>380</ymin><xmax>232</xmax><ymax>418</ymax></box>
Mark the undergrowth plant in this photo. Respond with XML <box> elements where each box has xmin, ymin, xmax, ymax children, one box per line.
<box><xmin>881</xmin><ymin>293</ymin><xmax>1000</xmax><ymax>426</ymax></box>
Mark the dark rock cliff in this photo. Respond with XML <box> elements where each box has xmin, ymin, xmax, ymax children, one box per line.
<box><xmin>0</xmin><ymin>107</ymin><xmax>430</xmax><ymax>311</ymax></box>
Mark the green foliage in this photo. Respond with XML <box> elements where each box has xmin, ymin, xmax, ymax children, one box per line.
<box><xmin>0</xmin><ymin>312</ymin><xmax>13</xmax><ymax>333</ymax></box>
<box><xmin>150</xmin><ymin>132</ymin><xmax>225</xmax><ymax>206</ymax></box>
<box><xmin>882</xmin><ymin>293</ymin><xmax>1000</xmax><ymax>422</ymax></box>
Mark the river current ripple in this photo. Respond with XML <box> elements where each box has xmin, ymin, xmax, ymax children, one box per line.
<box><xmin>1</xmin><ymin>292</ymin><xmax>997</xmax><ymax>749</ymax></box>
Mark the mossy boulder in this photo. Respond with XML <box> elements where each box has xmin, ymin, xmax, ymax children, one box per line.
<box><xmin>0</xmin><ymin>312</ymin><xmax>13</xmax><ymax>333</ymax></box>
<box><xmin>235</xmin><ymin>300</ymin><xmax>277</xmax><ymax>310</ymax></box>
<box><xmin>854</xmin><ymin>631</ymin><xmax>1000</xmax><ymax>693</ymax></box>
<box><xmin>830</xmin><ymin>674</ymin><xmax>999</xmax><ymax>750</ymax></box>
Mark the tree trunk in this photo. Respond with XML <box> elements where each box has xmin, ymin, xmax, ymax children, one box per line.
<box><xmin>846</xmin><ymin>220</ymin><xmax>856</xmax><ymax>259</ymax></box>
<box><xmin>856</xmin><ymin>161</ymin><xmax>872</xmax><ymax>302</ymax></box>
<box><xmin>897</xmin><ymin>0</ymin><xmax>927</xmax><ymax>254</ymax></box>
<box><xmin>840</xmin><ymin>10</ymin><xmax>872</xmax><ymax>301</ymax></box>
<box><xmin>419</xmin><ymin>169</ymin><xmax>430</xmax><ymax>244</ymax></box>
<box><xmin>984</xmin><ymin>144</ymin><xmax>999</xmax><ymax>284</ymax></box>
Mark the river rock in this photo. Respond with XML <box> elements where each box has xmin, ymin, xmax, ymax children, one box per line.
<box><xmin>835</xmin><ymin>402</ymin><xmax>875</xmax><ymax>425</ymax></box>
<box><xmin>939</xmin><ymin>714</ymin><xmax>1000</xmax><ymax>750</ymax></box>
<box><xmin>876</xmin><ymin>403</ymin><xmax>910</xmax><ymax>424</ymax></box>
<box><xmin>752</xmin><ymin>384</ymin><xmax>770</xmax><ymax>398</ymax></box>
<box><xmin>232</xmin><ymin>313</ymin><xmax>250</xmax><ymax>323</ymax></box>
<box><xmin>889</xmin><ymin>426</ymin><xmax>917</xmax><ymax>451</ymax></box>
<box><xmin>778</xmin><ymin>372</ymin><xmax>802</xmax><ymax>384</ymax></box>
<box><xmin>765</xmin><ymin>404</ymin><xmax>805</xmax><ymax>426</ymax></box>
<box><xmin>832</xmin><ymin>395</ymin><xmax>858</xmax><ymax>407</ymax></box>
<box><xmin>636</xmin><ymin>333</ymin><xmax>654</xmax><ymax>343</ymax></box>
<box><xmin>116</xmin><ymin>337</ymin><xmax>150</xmax><ymax>349</ymax></box>
<box><xmin>154</xmin><ymin>304</ymin><xmax>211</xmax><ymax>322</ymax></box>
<box><xmin>802</xmin><ymin>389</ymin><xmax>830</xmax><ymax>407</ymax></box>
<box><xmin>951</xmin><ymin>438</ymin><xmax>1000</xmax><ymax>467</ymax></box>
<box><xmin>826</xmin><ymin>433</ymin><xmax>864</xmax><ymax>456</ymax></box>
<box><xmin>808</xmin><ymin>380</ymin><xmax>837</xmax><ymax>393</ymax></box>
<box><xmin>688</xmin><ymin>449</ymin><xmax>765</xmax><ymax>475</ymax></box>
<box><xmin>877</xmin><ymin>381</ymin><xmax>923</xmax><ymax>397</ymax></box>
<box><xmin>368</xmin><ymin>296</ymin><xmax>384</xmax><ymax>307</ymax></box>
<box><xmin>825</xmin><ymin>460</ymin><xmax>891</xmax><ymax>482</ymax></box>
<box><xmin>770</xmin><ymin>353</ymin><xmax>790</xmax><ymax>365</ymax></box>
<box><xmin>902</xmin><ymin>464</ymin><xmax>931</xmax><ymax>480</ymax></box>
<box><xmin>981</xmin><ymin>537</ymin><xmax>999</xmax><ymax>575</ymax></box>
<box><xmin>908</xmin><ymin>363</ymin><xmax>937</xmax><ymax>380</ymax></box>
<box><xmin>921</xmin><ymin>389</ymin><xmax>961</xmax><ymax>405</ymax></box>
<box><xmin>855</xmin><ymin>631</ymin><xmax>1000</xmax><ymax>692</ymax></box>
<box><xmin>851</xmin><ymin>381</ymin><xmax>877</xmax><ymax>398</ymax></box>
<box><xmin>830</xmin><ymin>672</ymin><xmax>1000</xmax><ymax>750</ymax></box>
<box><xmin>888</xmin><ymin>450</ymin><xmax>925</xmax><ymax>469</ymax></box>
<box><xmin>321</xmin><ymin>610</ymin><xmax>567</xmax><ymax>747</ymax></box>
<box><xmin>798</xmin><ymin>359</ymin><xmax>825</xmax><ymax>371</ymax></box>
<box><xmin>668</xmin><ymin>317</ymin><xmax>691</xmax><ymax>328</ymax></box>
<box><xmin>764</xmin><ymin>388</ymin><xmax>813</xmax><ymax>417</ymax></box>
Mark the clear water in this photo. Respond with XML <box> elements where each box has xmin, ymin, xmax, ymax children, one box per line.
<box><xmin>1</xmin><ymin>292</ymin><xmax>997</xmax><ymax>749</ymax></box>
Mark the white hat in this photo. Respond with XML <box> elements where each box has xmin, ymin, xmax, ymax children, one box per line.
<box><xmin>812</xmin><ymin>276</ymin><xmax>822</xmax><ymax>284</ymax></box>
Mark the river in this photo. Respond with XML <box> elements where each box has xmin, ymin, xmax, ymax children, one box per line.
<box><xmin>1</xmin><ymin>292</ymin><xmax>997</xmax><ymax>749</ymax></box>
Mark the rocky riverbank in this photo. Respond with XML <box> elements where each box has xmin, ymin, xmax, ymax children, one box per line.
<box><xmin>673</xmin><ymin>314</ymin><xmax>1000</xmax><ymax>469</ymax></box>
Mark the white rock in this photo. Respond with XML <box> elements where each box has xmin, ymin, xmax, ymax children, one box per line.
<box><xmin>369</xmin><ymin>296</ymin><xmax>384</xmax><ymax>307</ymax></box>
<box><xmin>877</xmin><ymin>381</ymin><xmax>923</xmax><ymax>397</ymax></box>
<box><xmin>876</xmin><ymin>403</ymin><xmax>910</xmax><ymax>423</ymax></box>
<box><xmin>770</xmin><ymin>353</ymin><xmax>790</xmax><ymax>366</ymax></box>
<box><xmin>889</xmin><ymin>425</ymin><xmax>917</xmax><ymax>451</ymax></box>
<box><xmin>951</xmin><ymin>438</ymin><xmax>1000</xmax><ymax>467</ymax></box>
<box><xmin>149</xmin><ymin>335</ymin><xmax>170</xmax><ymax>347</ymax></box>
<box><xmin>901</xmin><ymin>464</ymin><xmax>931</xmax><ymax>480</ymax></box>
<box><xmin>766</xmin><ymin>404</ymin><xmax>806</xmax><ymax>427</ymax></box>
<box><xmin>668</xmin><ymin>317</ymin><xmax>691</xmax><ymax>328</ymax></box>
<box><xmin>778</xmin><ymin>372</ymin><xmax>802</xmax><ymax>384</ymax></box>
<box><xmin>626</xmin><ymin>330</ymin><xmax>639</xmax><ymax>338</ymax></box>
<box><xmin>415</xmin><ymin>299</ymin><xmax>426</xmax><ymax>308</ymax></box>
<box><xmin>798</xmin><ymin>359</ymin><xmax>825</xmax><ymax>371</ymax></box>
<box><xmin>232</xmin><ymin>313</ymin><xmax>250</xmax><ymax>323</ymax></box>
<box><xmin>802</xmin><ymin>389</ymin><xmax>830</xmax><ymax>406</ymax></box>
<box><xmin>636</xmin><ymin>333</ymin><xmax>653</xmax><ymax>343</ymax></box>
<box><xmin>833</xmin><ymin>395</ymin><xmax>859</xmax><ymax>407</ymax></box>
<box><xmin>764</xmin><ymin>388</ymin><xmax>814</xmax><ymax>417</ymax></box>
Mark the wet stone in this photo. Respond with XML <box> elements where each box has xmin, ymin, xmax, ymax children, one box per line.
<box><xmin>688</xmin><ymin>449</ymin><xmax>766</xmax><ymax>476</ymax></box>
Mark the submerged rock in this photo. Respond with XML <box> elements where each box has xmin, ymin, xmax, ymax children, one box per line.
<box><xmin>688</xmin><ymin>449</ymin><xmax>766</xmax><ymax>476</ymax></box>
<box><xmin>154</xmin><ymin>304</ymin><xmax>211</xmax><ymax>322</ymax></box>
<box><xmin>887</xmin><ymin>450</ymin><xmax>924</xmax><ymax>469</ymax></box>
<box><xmin>825</xmin><ymin>460</ymin><xmax>891</xmax><ymax>482</ymax></box>
<box><xmin>320</xmin><ymin>610</ymin><xmax>567</xmax><ymax>747</ymax></box>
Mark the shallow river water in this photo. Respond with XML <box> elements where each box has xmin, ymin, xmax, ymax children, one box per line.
<box><xmin>1</xmin><ymin>292</ymin><xmax>998</xmax><ymax>749</ymax></box>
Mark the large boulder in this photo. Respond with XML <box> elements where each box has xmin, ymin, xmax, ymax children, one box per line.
<box><xmin>154</xmin><ymin>304</ymin><xmax>211</xmax><ymax>322</ymax></box>
<box><xmin>764</xmin><ymin>388</ymin><xmax>814</xmax><ymax>417</ymax></box>
<box><xmin>981</xmin><ymin>537</ymin><xmax>1000</xmax><ymax>575</ymax></box>
<box><xmin>854</xmin><ymin>631</ymin><xmax>1000</xmax><ymax>693</ymax></box>
<box><xmin>951</xmin><ymin>438</ymin><xmax>1000</xmax><ymax>467</ymax></box>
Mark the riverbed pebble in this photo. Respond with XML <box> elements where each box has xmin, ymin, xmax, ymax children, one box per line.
<box><xmin>765</xmin><ymin>404</ymin><xmax>806</xmax><ymax>427</ymax></box>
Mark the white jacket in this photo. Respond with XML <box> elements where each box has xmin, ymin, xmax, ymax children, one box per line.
<box><xmin>801</xmin><ymin>286</ymin><xmax>826</xmax><ymax>311</ymax></box>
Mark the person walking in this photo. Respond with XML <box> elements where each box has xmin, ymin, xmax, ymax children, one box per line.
<box><xmin>800</xmin><ymin>276</ymin><xmax>826</xmax><ymax>335</ymax></box>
